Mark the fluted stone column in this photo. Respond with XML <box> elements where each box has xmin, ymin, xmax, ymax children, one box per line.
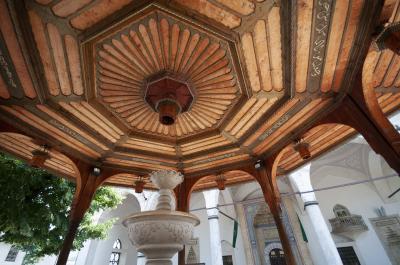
<box><xmin>203</xmin><ymin>189</ymin><xmax>223</xmax><ymax>265</ymax></box>
<box><xmin>289</xmin><ymin>164</ymin><xmax>343</xmax><ymax>265</ymax></box>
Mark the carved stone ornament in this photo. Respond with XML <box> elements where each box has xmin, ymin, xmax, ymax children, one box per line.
<box><xmin>329</xmin><ymin>204</ymin><xmax>368</xmax><ymax>235</ymax></box>
<box><xmin>123</xmin><ymin>170</ymin><xmax>199</xmax><ymax>265</ymax></box>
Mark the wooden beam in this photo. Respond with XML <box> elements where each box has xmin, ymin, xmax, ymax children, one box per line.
<box><xmin>354</xmin><ymin>65</ymin><xmax>400</xmax><ymax>153</ymax></box>
<box><xmin>319</xmin><ymin>95</ymin><xmax>400</xmax><ymax>174</ymax></box>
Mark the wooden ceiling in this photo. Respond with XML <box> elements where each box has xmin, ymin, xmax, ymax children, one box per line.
<box><xmin>0</xmin><ymin>0</ymin><xmax>399</xmax><ymax>190</ymax></box>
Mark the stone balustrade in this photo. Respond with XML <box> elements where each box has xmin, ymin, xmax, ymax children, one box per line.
<box><xmin>329</xmin><ymin>215</ymin><xmax>368</xmax><ymax>234</ymax></box>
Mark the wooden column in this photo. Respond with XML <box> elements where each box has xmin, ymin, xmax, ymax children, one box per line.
<box><xmin>253</xmin><ymin>161</ymin><xmax>296</xmax><ymax>265</ymax></box>
<box><xmin>56</xmin><ymin>163</ymin><xmax>105</xmax><ymax>265</ymax></box>
<box><xmin>175</xmin><ymin>177</ymin><xmax>197</xmax><ymax>265</ymax></box>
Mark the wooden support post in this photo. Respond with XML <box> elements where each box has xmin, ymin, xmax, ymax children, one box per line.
<box><xmin>56</xmin><ymin>163</ymin><xmax>105</xmax><ymax>265</ymax></box>
<box><xmin>254</xmin><ymin>162</ymin><xmax>296</xmax><ymax>265</ymax></box>
<box><xmin>174</xmin><ymin>177</ymin><xmax>196</xmax><ymax>265</ymax></box>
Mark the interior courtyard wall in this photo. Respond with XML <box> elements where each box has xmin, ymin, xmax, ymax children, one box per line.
<box><xmin>307</xmin><ymin>141</ymin><xmax>400</xmax><ymax>265</ymax></box>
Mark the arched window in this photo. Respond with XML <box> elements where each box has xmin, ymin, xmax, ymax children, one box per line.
<box><xmin>333</xmin><ymin>204</ymin><xmax>350</xmax><ymax>218</ymax></box>
<box><xmin>109</xmin><ymin>239</ymin><xmax>122</xmax><ymax>265</ymax></box>
<box><xmin>269</xmin><ymin>248</ymin><xmax>286</xmax><ymax>265</ymax></box>
<box><xmin>5</xmin><ymin>246</ymin><xmax>19</xmax><ymax>262</ymax></box>
<box><xmin>113</xmin><ymin>239</ymin><xmax>121</xmax><ymax>249</ymax></box>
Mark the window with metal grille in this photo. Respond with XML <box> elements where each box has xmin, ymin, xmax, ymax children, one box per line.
<box><xmin>109</xmin><ymin>239</ymin><xmax>122</xmax><ymax>265</ymax></box>
<box><xmin>113</xmin><ymin>239</ymin><xmax>121</xmax><ymax>250</ymax></box>
<box><xmin>337</xmin><ymin>247</ymin><xmax>361</xmax><ymax>265</ymax></box>
<box><xmin>222</xmin><ymin>255</ymin><xmax>233</xmax><ymax>265</ymax></box>
<box><xmin>5</xmin><ymin>246</ymin><xmax>19</xmax><ymax>262</ymax></box>
<box><xmin>269</xmin><ymin>248</ymin><xmax>287</xmax><ymax>265</ymax></box>
<box><xmin>109</xmin><ymin>252</ymin><xmax>120</xmax><ymax>265</ymax></box>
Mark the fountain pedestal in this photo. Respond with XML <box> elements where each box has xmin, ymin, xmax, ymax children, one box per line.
<box><xmin>123</xmin><ymin>170</ymin><xmax>200</xmax><ymax>265</ymax></box>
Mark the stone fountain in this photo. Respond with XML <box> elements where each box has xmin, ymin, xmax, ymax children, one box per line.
<box><xmin>123</xmin><ymin>170</ymin><xmax>200</xmax><ymax>265</ymax></box>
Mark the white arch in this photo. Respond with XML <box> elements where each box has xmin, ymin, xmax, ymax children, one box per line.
<box><xmin>264</xmin><ymin>242</ymin><xmax>283</xmax><ymax>265</ymax></box>
<box><xmin>368</xmin><ymin>150</ymin><xmax>400</xmax><ymax>203</ymax></box>
<box><xmin>84</xmin><ymin>193</ymin><xmax>141</xmax><ymax>265</ymax></box>
<box><xmin>310</xmin><ymin>165</ymin><xmax>374</xmax><ymax>191</ymax></box>
<box><xmin>232</xmin><ymin>182</ymin><xmax>262</xmax><ymax>202</ymax></box>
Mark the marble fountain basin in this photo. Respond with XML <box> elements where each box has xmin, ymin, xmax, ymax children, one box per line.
<box><xmin>122</xmin><ymin>169</ymin><xmax>200</xmax><ymax>265</ymax></box>
<box><xmin>123</xmin><ymin>210</ymin><xmax>199</xmax><ymax>263</ymax></box>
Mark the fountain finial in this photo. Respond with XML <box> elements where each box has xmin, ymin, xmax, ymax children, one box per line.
<box><xmin>150</xmin><ymin>170</ymin><xmax>183</xmax><ymax>210</ymax></box>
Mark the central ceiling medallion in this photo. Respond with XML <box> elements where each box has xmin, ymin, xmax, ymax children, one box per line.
<box><xmin>145</xmin><ymin>75</ymin><xmax>194</xmax><ymax>125</ymax></box>
<box><xmin>84</xmin><ymin>4</ymin><xmax>244</xmax><ymax>138</ymax></box>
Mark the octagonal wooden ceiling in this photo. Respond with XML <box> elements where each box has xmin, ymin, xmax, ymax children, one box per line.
<box><xmin>0</xmin><ymin>0</ymin><xmax>399</xmax><ymax>189</ymax></box>
<box><xmin>85</xmin><ymin>7</ymin><xmax>245</xmax><ymax>138</ymax></box>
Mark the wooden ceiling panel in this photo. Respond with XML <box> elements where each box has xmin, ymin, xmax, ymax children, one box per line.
<box><xmin>243</xmin><ymin>98</ymin><xmax>301</xmax><ymax>147</ymax></box>
<box><xmin>214</xmin><ymin>0</ymin><xmax>255</xmax><ymax>16</ymax></box>
<box><xmin>320</xmin><ymin>1</ymin><xmax>350</xmax><ymax>93</ymax></box>
<box><xmin>180</xmin><ymin>135</ymin><xmax>231</xmax><ymax>156</ymax></box>
<box><xmin>182</xmin><ymin>148</ymin><xmax>248</xmax><ymax>173</ymax></box>
<box><xmin>364</xmin><ymin>3</ymin><xmax>400</xmax><ymax>98</ymax></box>
<box><xmin>278</xmin><ymin>124</ymin><xmax>356</xmax><ymax>172</ymax></box>
<box><xmin>52</xmin><ymin>0</ymin><xmax>93</xmax><ymax>18</ymax></box>
<box><xmin>28</xmin><ymin>10</ymin><xmax>84</xmax><ymax>97</ymax></box>
<box><xmin>104</xmin><ymin>157</ymin><xmax>176</xmax><ymax>172</ymax></box>
<box><xmin>64</xmin><ymin>35</ymin><xmax>84</xmax><ymax>95</ymax></box>
<box><xmin>36</xmin><ymin>105</ymin><xmax>109</xmax><ymax>151</ymax></box>
<box><xmin>28</xmin><ymin>10</ymin><xmax>59</xmax><ymax>96</ymax></box>
<box><xmin>113</xmin><ymin>151</ymin><xmax>177</xmax><ymax>165</ymax></box>
<box><xmin>331</xmin><ymin>0</ymin><xmax>364</xmax><ymax>92</ymax></box>
<box><xmin>295</xmin><ymin>0</ymin><xmax>313</xmax><ymax>93</ymax></box>
<box><xmin>59</xmin><ymin>102</ymin><xmax>123</xmax><ymax>143</ymax></box>
<box><xmin>253</xmin><ymin>98</ymin><xmax>332</xmax><ymax>154</ymax></box>
<box><xmin>183</xmin><ymin>148</ymin><xmax>241</xmax><ymax>163</ymax></box>
<box><xmin>294</xmin><ymin>0</ymin><xmax>364</xmax><ymax>93</ymax></box>
<box><xmin>172</xmin><ymin>0</ymin><xmax>241</xmax><ymax>29</ymax></box>
<box><xmin>0</xmin><ymin>132</ymin><xmax>76</xmax><ymax>178</ymax></box>
<box><xmin>69</xmin><ymin>0</ymin><xmax>133</xmax><ymax>30</ymax></box>
<box><xmin>379</xmin><ymin>92</ymin><xmax>400</xmax><ymax>113</ymax></box>
<box><xmin>184</xmin><ymin>153</ymin><xmax>250</xmax><ymax>174</ymax></box>
<box><xmin>120</xmin><ymin>137</ymin><xmax>176</xmax><ymax>156</ymax></box>
<box><xmin>0</xmin><ymin>1</ymin><xmax>36</xmax><ymax>99</ymax></box>
<box><xmin>0</xmin><ymin>0</ymin><xmax>394</xmax><ymax>181</ymax></box>
<box><xmin>47</xmin><ymin>23</ymin><xmax>71</xmax><ymax>95</ymax></box>
<box><xmin>240</xmin><ymin>10</ymin><xmax>283</xmax><ymax>93</ymax></box>
<box><xmin>224</xmin><ymin>97</ymin><xmax>278</xmax><ymax>138</ymax></box>
<box><xmin>0</xmin><ymin>105</ymin><xmax>101</xmax><ymax>158</ymax></box>
<box><xmin>107</xmin><ymin>152</ymin><xmax>178</xmax><ymax>170</ymax></box>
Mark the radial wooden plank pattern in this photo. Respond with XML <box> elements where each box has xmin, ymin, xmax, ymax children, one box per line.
<box><xmin>94</xmin><ymin>11</ymin><xmax>241</xmax><ymax>138</ymax></box>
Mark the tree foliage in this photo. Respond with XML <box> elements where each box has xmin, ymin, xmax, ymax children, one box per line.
<box><xmin>0</xmin><ymin>153</ymin><xmax>122</xmax><ymax>264</ymax></box>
